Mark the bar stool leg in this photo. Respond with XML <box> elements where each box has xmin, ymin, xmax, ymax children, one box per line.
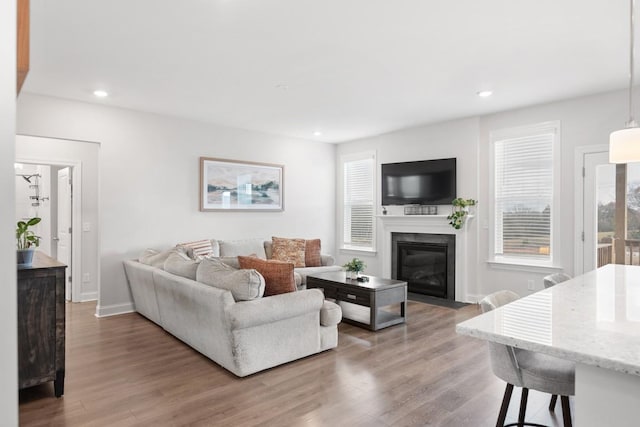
<box><xmin>549</xmin><ymin>394</ymin><xmax>558</xmax><ymax>411</ymax></box>
<box><xmin>496</xmin><ymin>383</ymin><xmax>514</xmax><ymax>427</ymax></box>
<box><xmin>518</xmin><ymin>388</ymin><xmax>529</xmax><ymax>426</ymax></box>
<box><xmin>561</xmin><ymin>396</ymin><xmax>572</xmax><ymax>427</ymax></box>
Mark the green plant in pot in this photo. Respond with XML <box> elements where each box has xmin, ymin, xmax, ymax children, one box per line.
<box><xmin>16</xmin><ymin>217</ymin><xmax>41</xmax><ymax>266</ymax></box>
<box><xmin>343</xmin><ymin>258</ymin><xmax>366</xmax><ymax>279</ymax></box>
<box><xmin>447</xmin><ymin>198</ymin><xmax>477</xmax><ymax>230</ymax></box>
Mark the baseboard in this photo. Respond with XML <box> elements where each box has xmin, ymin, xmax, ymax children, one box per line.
<box><xmin>95</xmin><ymin>302</ymin><xmax>135</xmax><ymax>317</ymax></box>
<box><xmin>464</xmin><ymin>294</ymin><xmax>483</xmax><ymax>303</ymax></box>
<box><xmin>80</xmin><ymin>291</ymin><xmax>97</xmax><ymax>302</ymax></box>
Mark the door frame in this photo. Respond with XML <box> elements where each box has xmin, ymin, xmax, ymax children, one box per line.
<box><xmin>574</xmin><ymin>144</ymin><xmax>609</xmax><ymax>276</ymax></box>
<box><xmin>16</xmin><ymin>156</ymin><xmax>83</xmax><ymax>302</ymax></box>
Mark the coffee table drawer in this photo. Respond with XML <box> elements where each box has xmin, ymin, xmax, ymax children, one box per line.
<box><xmin>337</xmin><ymin>288</ymin><xmax>370</xmax><ymax>306</ymax></box>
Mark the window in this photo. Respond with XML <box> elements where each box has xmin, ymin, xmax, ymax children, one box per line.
<box><xmin>342</xmin><ymin>152</ymin><xmax>375</xmax><ymax>251</ymax></box>
<box><xmin>491</xmin><ymin>122</ymin><xmax>559</xmax><ymax>264</ymax></box>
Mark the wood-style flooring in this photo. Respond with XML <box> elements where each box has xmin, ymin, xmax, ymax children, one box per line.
<box><xmin>19</xmin><ymin>301</ymin><xmax>572</xmax><ymax>426</ymax></box>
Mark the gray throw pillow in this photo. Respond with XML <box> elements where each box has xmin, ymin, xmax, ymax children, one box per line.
<box><xmin>218</xmin><ymin>238</ymin><xmax>267</xmax><ymax>259</ymax></box>
<box><xmin>139</xmin><ymin>249</ymin><xmax>173</xmax><ymax>268</ymax></box>
<box><xmin>196</xmin><ymin>257</ymin><xmax>265</xmax><ymax>301</ymax></box>
<box><xmin>204</xmin><ymin>256</ymin><xmax>242</xmax><ymax>269</ymax></box>
<box><xmin>163</xmin><ymin>251</ymin><xmax>200</xmax><ymax>280</ymax></box>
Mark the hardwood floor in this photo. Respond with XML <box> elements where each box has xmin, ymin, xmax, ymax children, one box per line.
<box><xmin>19</xmin><ymin>301</ymin><xmax>572</xmax><ymax>426</ymax></box>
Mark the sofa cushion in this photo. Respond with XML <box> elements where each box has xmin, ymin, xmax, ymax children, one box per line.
<box><xmin>197</xmin><ymin>257</ymin><xmax>265</xmax><ymax>301</ymax></box>
<box><xmin>177</xmin><ymin>239</ymin><xmax>219</xmax><ymax>259</ymax></box>
<box><xmin>271</xmin><ymin>237</ymin><xmax>306</xmax><ymax>267</ymax></box>
<box><xmin>320</xmin><ymin>301</ymin><xmax>342</xmax><ymax>326</ymax></box>
<box><xmin>164</xmin><ymin>251</ymin><xmax>200</xmax><ymax>280</ymax></box>
<box><xmin>139</xmin><ymin>248</ymin><xmax>173</xmax><ymax>268</ymax></box>
<box><xmin>219</xmin><ymin>238</ymin><xmax>267</xmax><ymax>259</ymax></box>
<box><xmin>238</xmin><ymin>256</ymin><xmax>296</xmax><ymax>296</ymax></box>
<box><xmin>205</xmin><ymin>256</ymin><xmax>241</xmax><ymax>269</ymax></box>
<box><xmin>305</xmin><ymin>239</ymin><xmax>322</xmax><ymax>267</ymax></box>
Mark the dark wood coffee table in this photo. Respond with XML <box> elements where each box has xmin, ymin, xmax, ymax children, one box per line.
<box><xmin>307</xmin><ymin>271</ymin><xmax>407</xmax><ymax>331</ymax></box>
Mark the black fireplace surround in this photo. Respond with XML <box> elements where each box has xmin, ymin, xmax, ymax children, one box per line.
<box><xmin>391</xmin><ymin>233</ymin><xmax>455</xmax><ymax>299</ymax></box>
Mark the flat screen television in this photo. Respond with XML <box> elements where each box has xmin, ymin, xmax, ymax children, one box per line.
<box><xmin>381</xmin><ymin>158</ymin><xmax>456</xmax><ymax>205</ymax></box>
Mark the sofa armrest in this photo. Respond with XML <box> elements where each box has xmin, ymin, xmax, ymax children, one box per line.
<box><xmin>227</xmin><ymin>288</ymin><xmax>324</xmax><ymax>330</ymax></box>
<box><xmin>320</xmin><ymin>254</ymin><xmax>335</xmax><ymax>266</ymax></box>
<box><xmin>320</xmin><ymin>301</ymin><xmax>342</xmax><ymax>326</ymax></box>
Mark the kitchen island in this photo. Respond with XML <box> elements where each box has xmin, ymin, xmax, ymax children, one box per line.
<box><xmin>456</xmin><ymin>264</ymin><xmax>640</xmax><ymax>427</ymax></box>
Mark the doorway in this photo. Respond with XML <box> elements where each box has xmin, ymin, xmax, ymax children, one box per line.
<box><xmin>15</xmin><ymin>162</ymin><xmax>77</xmax><ymax>301</ymax></box>
<box><xmin>578</xmin><ymin>146</ymin><xmax>640</xmax><ymax>274</ymax></box>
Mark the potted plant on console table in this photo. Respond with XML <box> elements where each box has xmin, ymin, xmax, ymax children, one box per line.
<box><xmin>343</xmin><ymin>258</ymin><xmax>366</xmax><ymax>280</ymax></box>
<box><xmin>447</xmin><ymin>198</ymin><xmax>477</xmax><ymax>230</ymax></box>
<box><xmin>16</xmin><ymin>217</ymin><xmax>41</xmax><ymax>266</ymax></box>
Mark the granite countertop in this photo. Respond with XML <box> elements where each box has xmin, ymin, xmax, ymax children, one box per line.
<box><xmin>456</xmin><ymin>264</ymin><xmax>640</xmax><ymax>376</ymax></box>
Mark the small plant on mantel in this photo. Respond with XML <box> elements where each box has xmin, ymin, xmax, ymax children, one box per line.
<box><xmin>447</xmin><ymin>198</ymin><xmax>477</xmax><ymax>230</ymax></box>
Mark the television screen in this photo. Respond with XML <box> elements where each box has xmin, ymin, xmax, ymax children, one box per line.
<box><xmin>382</xmin><ymin>158</ymin><xmax>456</xmax><ymax>205</ymax></box>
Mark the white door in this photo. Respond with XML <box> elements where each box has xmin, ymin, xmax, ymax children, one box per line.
<box><xmin>57</xmin><ymin>168</ymin><xmax>72</xmax><ymax>301</ymax></box>
<box><xmin>582</xmin><ymin>151</ymin><xmax>614</xmax><ymax>273</ymax></box>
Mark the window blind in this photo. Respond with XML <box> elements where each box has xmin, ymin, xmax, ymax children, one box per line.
<box><xmin>344</xmin><ymin>156</ymin><xmax>374</xmax><ymax>249</ymax></box>
<box><xmin>494</xmin><ymin>131</ymin><xmax>554</xmax><ymax>259</ymax></box>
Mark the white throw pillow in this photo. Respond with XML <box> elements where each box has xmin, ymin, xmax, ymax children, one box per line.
<box><xmin>196</xmin><ymin>257</ymin><xmax>265</xmax><ymax>301</ymax></box>
<box><xmin>163</xmin><ymin>251</ymin><xmax>200</xmax><ymax>280</ymax></box>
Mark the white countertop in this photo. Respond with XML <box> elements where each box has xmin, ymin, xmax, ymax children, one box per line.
<box><xmin>456</xmin><ymin>264</ymin><xmax>640</xmax><ymax>376</ymax></box>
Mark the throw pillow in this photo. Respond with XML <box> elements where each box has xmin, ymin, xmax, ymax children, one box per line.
<box><xmin>237</xmin><ymin>256</ymin><xmax>296</xmax><ymax>296</ymax></box>
<box><xmin>271</xmin><ymin>237</ymin><xmax>306</xmax><ymax>268</ymax></box>
<box><xmin>176</xmin><ymin>239</ymin><xmax>217</xmax><ymax>260</ymax></box>
<box><xmin>163</xmin><ymin>251</ymin><xmax>200</xmax><ymax>280</ymax></box>
<box><xmin>305</xmin><ymin>239</ymin><xmax>322</xmax><ymax>267</ymax></box>
<box><xmin>139</xmin><ymin>249</ymin><xmax>173</xmax><ymax>268</ymax></box>
<box><xmin>205</xmin><ymin>256</ymin><xmax>241</xmax><ymax>269</ymax></box>
<box><xmin>219</xmin><ymin>238</ymin><xmax>267</xmax><ymax>259</ymax></box>
<box><xmin>196</xmin><ymin>257</ymin><xmax>265</xmax><ymax>301</ymax></box>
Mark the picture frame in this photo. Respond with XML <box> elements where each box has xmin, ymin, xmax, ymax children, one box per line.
<box><xmin>199</xmin><ymin>157</ymin><xmax>284</xmax><ymax>212</ymax></box>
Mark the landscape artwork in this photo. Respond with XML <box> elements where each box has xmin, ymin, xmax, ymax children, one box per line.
<box><xmin>200</xmin><ymin>157</ymin><xmax>284</xmax><ymax>211</ymax></box>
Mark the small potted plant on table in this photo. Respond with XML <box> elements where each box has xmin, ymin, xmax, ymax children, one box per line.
<box><xmin>16</xmin><ymin>217</ymin><xmax>41</xmax><ymax>266</ymax></box>
<box><xmin>343</xmin><ymin>258</ymin><xmax>366</xmax><ymax>280</ymax></box>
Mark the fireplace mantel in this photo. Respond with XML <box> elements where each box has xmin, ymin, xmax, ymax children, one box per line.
<box><xmin>377</xmin><ymin>214</ymin><xmax>474</xmax><ymax>302</ymax></box>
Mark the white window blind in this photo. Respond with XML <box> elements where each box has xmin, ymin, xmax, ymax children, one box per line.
<box><xmin>493</xmin><ymin>125</ymin><xmax>556</xmax><ymax>260</ymax></box>
<box><xmin>343</xmin><ymin>154</ymin><xmax>375</xmax><ymax>250</ymax></box>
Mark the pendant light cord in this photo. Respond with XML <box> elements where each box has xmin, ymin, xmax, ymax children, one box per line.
<box><xmin>630</xmin><ymin>0</ymin><xmax>637</xmax><ymax>127</ymax></box>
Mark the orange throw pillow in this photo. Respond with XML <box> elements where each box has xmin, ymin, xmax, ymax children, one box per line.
<box><xmin>271</xmin><ymin>237</ymin><xmax>306</xmax><ymax>267</ymax></box>
<box><xmin>238</xmin><ymin>256</ymin><xmax>296</xmax><ymax>296</ymax></box>
<box><xmin>305</xmin><ymin>239</ymin><xmax>322</xmax><ymax>267</ymax></box>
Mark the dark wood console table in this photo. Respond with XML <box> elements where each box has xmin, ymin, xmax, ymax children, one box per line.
<box><xmin>307</xmin><ymin>271</ymin><xmax>407</xmax><ymax>331</ymax></box>
<box><xmin>17</xmin><ymin>252</ymin><xmax>66</xmax><ymax>397</ymax></box>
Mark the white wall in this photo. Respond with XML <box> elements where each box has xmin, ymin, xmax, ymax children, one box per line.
<box><xmin>336</xmin><ymin>117</ymin><xmax>480</xmax><ymax>298</ymax></box>
<box><xmin>477</xmin><ymin>89</ymin><xmax>628</xmax><ymax>297</ymax></box>
<box><xmin>16</xmin><ymin>94</ymin><xmax>337</xmax><ymax>315</ymax></box>
<box><xmin>16</xmin><ymin>136</ymin><xmax>100</xmax><ymax>302</ymax></box>
<box><xmin>1</xmin><ymin>0</ymin><xmax>18</xmax><ymax>423</ymax></box>
<box><xmin>337</xmin><ymin>89</ymin><xmax>629</xmax><ymax>300</ymax></box>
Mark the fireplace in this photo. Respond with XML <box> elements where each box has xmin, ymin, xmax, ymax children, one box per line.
<box><xmin>392</xmin><ymin>233</ymin><xmax>455</xmax><ymax>299</ymax></box>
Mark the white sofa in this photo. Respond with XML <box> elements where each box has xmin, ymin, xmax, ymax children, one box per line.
<box><xmin>123</xmin><ymin>238</ymin><xmax>343</xmax><ymax>377</ymax></box>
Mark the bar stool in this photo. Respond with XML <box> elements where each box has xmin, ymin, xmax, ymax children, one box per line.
<box><xmin>480</xmin><ymin>291</ymin><xmax>574</xmax><ymax>427</ymax></box>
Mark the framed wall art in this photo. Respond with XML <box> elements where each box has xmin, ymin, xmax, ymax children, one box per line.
<box><xmin>200</xmin><ymin>157</ymin><xmax>284</xmax><ymax>211</ymax></box>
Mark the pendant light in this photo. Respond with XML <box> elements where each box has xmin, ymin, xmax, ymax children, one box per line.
<box><xmin>610</xmin><ymin>0</ymin><xmax>640</xmax><ymax>163</ymax></box>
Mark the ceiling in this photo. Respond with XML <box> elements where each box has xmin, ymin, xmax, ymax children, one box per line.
<box><xmin>24</xmin><ymin>0</ymin><xmax>632</xmax><ymax>143</ymax></box>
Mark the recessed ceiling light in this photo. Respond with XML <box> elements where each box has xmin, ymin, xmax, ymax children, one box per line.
<box><xmin>313</xmin><ymin>131</ymin><xmax>322</xmax><ymax>137</ymax></box>
<box><xmin>477</xmin><ymin>90</ymin><xmax>493</xmax><ymax>98</ymax></box>
<box><xmin>93</xmin><ymin>90</ymin><xmax>109</xmax><ymax>98</ymax></box>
